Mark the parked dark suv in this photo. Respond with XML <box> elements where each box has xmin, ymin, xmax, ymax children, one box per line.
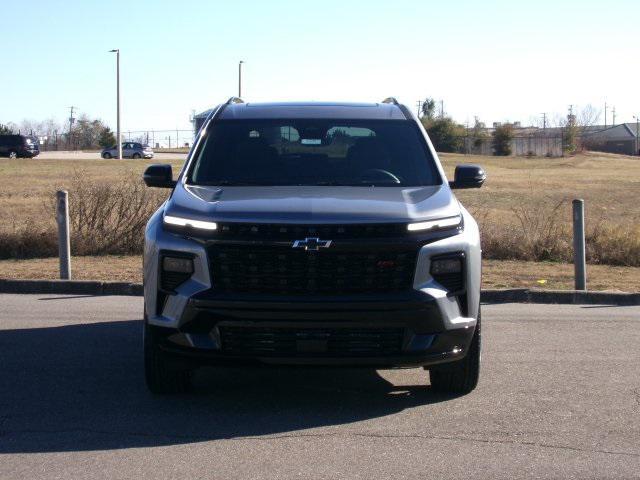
<box><xmin>0</xmin><ymin>135</ymin><xmax>40</xmax><ymax>158</ymax></box>
<box><xmin>142</xmin><ymin>97</ymin><xmax>486</xmax><ymax>395</ymax></box>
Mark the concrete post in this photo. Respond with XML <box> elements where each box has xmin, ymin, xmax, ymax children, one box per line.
<box><xmin>572</xmin><ymin>199</ymin><xmax>586</xmax><ymax>290</ymax></box>
<box><xmin>56</xmin><ymin>190</ymin><xmax>71</xmax><ymax>280</ymax></box>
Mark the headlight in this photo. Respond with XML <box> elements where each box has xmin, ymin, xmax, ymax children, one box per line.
<box><xmin>407</xmin><ymin>215</ymin><xmax>461</xmax><ymax>232</ymax></box>
<box><xmin>163</xmin><ymin>215</ymin><xmax>217</xmax><ymax>231</ymax></box>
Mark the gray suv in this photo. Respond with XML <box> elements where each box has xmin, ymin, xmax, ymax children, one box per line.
<box><xmin>142</xmin><ymin>97</ymin><xmax>486</xmax><ymax>395</ymax></box>
<box><xmin>101</xmin><ymin>142</ymin><xmax>153</xmax><ymax>159</ymax></box>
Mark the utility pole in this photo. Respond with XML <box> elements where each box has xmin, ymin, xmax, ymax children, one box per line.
<box><xmin>634</xmin><ymin>116</ymin><xmax>639</xmax><ymax>156</ymax></box>
<box><xmin>416</xmin><ymin>100</ymin><xmax>422</xmax><ymax>118</ymax></box>
<box><xmin>541</xmin><ymin>112</ymin><xmax>547</xmax><ymax>131</ymax></box>
<box><xmin>68</xmin><ymin>106</ymin><xmax>76</xmax><ymax>148</ymax></box>
<box><xmin>238</xmin><ymin>60</ymin><xmax>245</xmax><ymax>98</ymax></box>
<box><xmin>440</xmin><ymin>100</ymin><xmax>444</xmax><ymax>118</ymax></box>
<box><xmin>109</xmin><ymin>49</ymin><xmax>122</xmax><ymax>159</ymax></box>
<box><xmin>612</xmin><ymin>106</ymin><xmax>616</xmax><ymax>126</ymax></box>
<box><xmin>604</xmin><ymin>102</ymin><xmax>607</xmax><ymax>128</ymax></box>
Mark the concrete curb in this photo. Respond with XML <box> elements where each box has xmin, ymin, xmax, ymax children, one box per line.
<box><xmin>0</xmin><ymin>279</ymin><xmax>143</xmax><ymax>296</ymax></box>
<box><xmin>1</xmin><ymin>279</ymin><xmax>639</xmax><ymax>305</ymax></box>
<box><xmin>480</xmin><ymin>288</ymin><xmax>640</xmax><ymax>306</ymax></box>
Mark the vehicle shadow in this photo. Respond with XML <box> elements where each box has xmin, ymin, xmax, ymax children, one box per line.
<box><xmin>0</xmin><ymin>319</ymin><xmax>455</xmax><ymax>453</ymax></box>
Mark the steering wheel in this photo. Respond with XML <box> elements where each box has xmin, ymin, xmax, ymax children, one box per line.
<box><xmin>357</xmin><ymin>168</ymin><xmax>401</xmax><ymax>184</ymax></box>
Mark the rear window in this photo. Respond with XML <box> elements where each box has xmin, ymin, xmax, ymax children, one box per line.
<box><xmin>188</xmin><ymin>119</ymin><xmax>441</xmax><ymax>187</ymax></box>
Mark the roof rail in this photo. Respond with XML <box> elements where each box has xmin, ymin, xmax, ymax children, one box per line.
<box><xmin>381</xmin><ymin>97</ymin><xmax>399</xmax><ymax>105</ymax></box>
<box><xmin>226</xmin><ymin>96</ymin><xmax>244</xmax><ymax>104</ymax></box>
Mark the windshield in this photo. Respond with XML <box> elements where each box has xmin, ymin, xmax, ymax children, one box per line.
<box><xmin>188</xmin><ymin>119</ymin><xmax>441</xmax><ymax>187</ymax></box>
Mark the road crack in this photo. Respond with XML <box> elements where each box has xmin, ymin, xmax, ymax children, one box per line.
<box><xmin>2</xmin><ymin>428</ymin><xmax>639</xmax><ymax>458</ymax></box>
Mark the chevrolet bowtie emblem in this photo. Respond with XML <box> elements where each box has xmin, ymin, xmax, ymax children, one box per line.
<box><xmin>292</xmin><ymin>237</ymin><xmax>332</xmax><ymax>251</ymax></box>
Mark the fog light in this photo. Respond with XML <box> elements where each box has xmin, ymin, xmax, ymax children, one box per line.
<box><xmin>162</xmin><ymin>256</ymin><xmax>194</xmax><ymax>274</ymax></box>
<box><xmin>430</xmin><ymin>257</ymin><xmax>462</xmax><ymax>275</ymax></box>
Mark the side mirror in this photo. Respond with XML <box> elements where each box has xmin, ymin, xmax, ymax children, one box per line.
<box><xmin>143</xmin><ymin>164</ymin><xmax>176</xmax><ymax>188</ymax></box>
<box><xmin>449</xmin><ymin>164</ymin><xmax>486</xmax><ymax>189</ymax></box>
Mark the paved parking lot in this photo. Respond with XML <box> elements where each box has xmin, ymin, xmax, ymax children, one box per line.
<box><xmin>0</xmin><ymin>294</ymin><xmax>639</xmax><ymax>479</ymax></box>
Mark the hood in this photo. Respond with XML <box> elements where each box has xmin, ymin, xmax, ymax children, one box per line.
<box><xmin>164</xmin><ymin>183</ymin><xmax>461</xmax><ymax>224</ymax></box>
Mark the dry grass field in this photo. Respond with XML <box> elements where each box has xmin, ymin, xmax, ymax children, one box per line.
<box><xmin>2</xmin><ymin>151</ymin><xmax>638</xmax><ymax>229</ymax></box>
<box><xmin>2</xmin><ymin>256</ymin><xmax>639</xmax><ymax>292</ymax></box>
<box><xmin>440</xmin><ymin>151</ymin><xmax>640</xmax><ymax>226</ymax></box>
<box><xmin>0</xmin><ymin>152</ymin><xmax>638</xmax><ymax>290</ymax></box>
<box><xmin>0</xmin><ymin>157</ymin><xmax>183</xmax><ymax>225</ymax></box>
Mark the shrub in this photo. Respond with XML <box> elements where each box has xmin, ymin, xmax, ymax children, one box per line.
<box><xmin>422</xmin><ymin>117</ymin><xmax>465</xmax><ymax>152</ymax></box>
<box><xmin>0</xmin><ymin>222</ymin><xmax>57</xmax><ymax>259</ymax></box>
<box><xmin>66</xmin><ymin>171</ymin><xmax>166</xmax><ymax>255</ymax></box>
<box><xmin>492</xmin><ymin>124</ymin><xmax>513</xmax><ymax>156</ymax></box>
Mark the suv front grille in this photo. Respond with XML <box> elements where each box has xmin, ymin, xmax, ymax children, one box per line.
<box><xmin>208</xmin><ymin>245</ymin><xmax>417</xmax><ymax>295</ymax></box>
<box><xmin>216</xmin><ymin>222</ymin><xmax>407</xmax><ymax>240</ymax></box>
<box><xmin>219</xmin><ymin>326</ymin><xmax>405</xmax><ymax>356</ymax></box>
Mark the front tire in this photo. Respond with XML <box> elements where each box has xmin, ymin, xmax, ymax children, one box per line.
<box><xmin>144</xmin><ymin>322</ymin><xmax>192</xmax><ymax>394</ymax></box>
<box><xmin>102</xmin><ymin>152</ymin><xmax>112</xmax><ymax>159</ymax></box>
<box><xmin>429</xmin><ymin>307</ymin><xmax>481</xmax><ymax>395</ymax></box>
<box><xmin>132</xmin><ymin>153</ymin><xmax>141</xmax><ymax>159</ymax></box>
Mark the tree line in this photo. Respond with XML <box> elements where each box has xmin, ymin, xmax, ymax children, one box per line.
<box><xmin>418</xmin><ymin>97</ymin><xmax>600</xmax><ymax>156</ymax></box>
<box><xmin>0</xmin><ymin>115</ymin><xmax>116</xmax><ymax>150</ymax></box>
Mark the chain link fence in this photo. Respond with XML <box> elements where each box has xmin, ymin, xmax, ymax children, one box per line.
<box><xmin>33</xmin><ymin>129</ymin><xmax>196</xmax><ymax>151</ymax></box>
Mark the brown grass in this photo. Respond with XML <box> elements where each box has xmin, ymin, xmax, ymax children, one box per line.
<box><xmin>440</xmin><ymin>152</ymin><xmax>640</xmax><ymax>266</ymax></box>
<box><xmin>2</xmin><ymin>256</ymin><xmax>638</xmax><ymax>292</ymax></box>
<box><xmin>440</xmin><ymin>151</ymin><xmax>640</xmax><ymax>227</ymax></box>
<box><xmin>1</xmin><ymin>152</ymin><xmax>639</xmax><ymax>266</ymax></box>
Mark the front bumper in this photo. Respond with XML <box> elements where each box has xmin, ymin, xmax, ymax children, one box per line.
<box><xmin>150</xmin><ymin>290</ymin><xmax>475</xmax><ymax>367</ymax></box>
<box><xmin>143</xmin><ymin>206</ymin><xmax>481</xmax><ymax>367</ymax></box>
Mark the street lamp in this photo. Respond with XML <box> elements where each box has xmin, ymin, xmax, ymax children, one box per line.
<box><xmin>109</xmin><ymin>49</ymin><xmax>122</xmax><ymax>160</ymax></box>
<box><xmin>238</xmin><ymin>60</ymin><xmax>245</xmax><ymax>98</ymax></box>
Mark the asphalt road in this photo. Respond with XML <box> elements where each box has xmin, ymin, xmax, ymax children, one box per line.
<box><xmin>1</xmin><ymin>294</ymin><xmax>639</xmax><ymax>479</ymax></box>
<box><xmin>37</xmin><ymin>151</ymin><xmax>187</xmax><ymax>161</ymax></box>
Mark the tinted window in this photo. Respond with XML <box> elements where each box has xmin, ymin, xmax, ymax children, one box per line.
<box><xmin>0</xmin><ymin>135</ymin><xmax>20</xmax><ymax>146</ymax></box>
<box><xmin>189</xmin><ymin>120</ymin><xmax>441</xmax><ymax>187</ymax></box>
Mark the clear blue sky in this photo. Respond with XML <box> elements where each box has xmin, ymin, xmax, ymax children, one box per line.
<box><xmin>2</xmin><ymin>0</ymin><xmax>639</xmax><ymax>132</ymax></box>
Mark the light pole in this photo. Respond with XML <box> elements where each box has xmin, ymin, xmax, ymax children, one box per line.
<box><xmin>238</xmin><ymin>60</ymin><xmax>245</xmax><ymax>98</ymax></box>
<box><xmin>109</xmin><ymin>49</ymin><xmax>122</xmax><ymax>160</ymax></box>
